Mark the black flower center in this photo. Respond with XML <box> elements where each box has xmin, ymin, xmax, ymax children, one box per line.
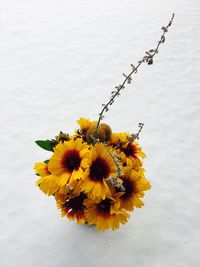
<box><xmin>65</xmin><ymin>193</ymin><xmax>87</xmax><ymax>211</ymax></box>
<box><xmin>97</xmin><ymin>199</ymin><xmax>111</xmax><ymax>214</ymax></box>
<box><xmin>122</xmin><ymin>143</ymin><xmax>136</xmax><ymax>157</ymax></box>
<box><xmin>62</xmin><ymin>149</ymin><xmax>81</xmax><ymax>172</ymax></box>
<box><xmin>121</xmin><ymin>179</ymin><xmax>134</xmax><ymax>199</ymax></box>
<box><xmin>90</xmin><ymin>157</ymin><xmax>110</xmax><ymax>181</ymax></box>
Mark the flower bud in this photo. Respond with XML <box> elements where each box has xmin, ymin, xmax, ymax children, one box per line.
<box><xmin>86</xmin><ymin>126</ymin><xmax>106</xmax><ymax>144</ymax></box>
<box><xmin>99</xmin><ymin>123</ymin><xmax>112</xmax><ymax>141</ymax></box>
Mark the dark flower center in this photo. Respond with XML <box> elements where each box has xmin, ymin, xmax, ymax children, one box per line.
<box><xmin>64</xmin><ymin>193</ymin><xmax>87</xmax><ymax>211</ymax></box>
<box><xmin>90</xmin><ymin>157</ymin><xmax>110</xmax><ymax>181</ymax></box>
<box><xmin>62</xmin><ymin>149</ymin><xmax>81</xmax><ymax>172</ymax></box>
<box><xmin>121</xmin><ymin>179</ymin><xmax>134</xmax><ymax>199</ymax></box>
<box><xmin>97</xmin><ymin>199</ymin><xmax>111</xmax><ymax>214</ymax></box>
<box><xmin>122</xmin><ymin>143</ymin><xmax>136</xmax><ymax>157</ymax></box>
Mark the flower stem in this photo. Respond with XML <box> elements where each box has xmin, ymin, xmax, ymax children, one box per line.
<box><xmin>95</xmin><ymin>13</ymin><xmax>175</xmax><ymax>133</ymax></box>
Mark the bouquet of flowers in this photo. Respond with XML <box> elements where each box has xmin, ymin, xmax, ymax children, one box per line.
<box><xmin>34</xmin><ymin>14</ymin><xmax>174</xmax><ymax>231</ymax></box>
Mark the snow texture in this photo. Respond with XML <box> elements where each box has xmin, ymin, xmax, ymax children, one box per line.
<box><xmin>0</xmin><ymin>0</ymin><xmax>200</xmax><ymax>266</ymax></box>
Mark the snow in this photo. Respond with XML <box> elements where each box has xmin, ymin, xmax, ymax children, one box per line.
<box><xmin>0</xmin><ymin>0</ymin><xmax>200</xmax><ymax>266</ymax></box>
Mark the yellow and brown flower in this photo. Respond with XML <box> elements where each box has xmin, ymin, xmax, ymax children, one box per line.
<box><xmin>84</xmin><ymin>197</ymin><xmax>130</xmax><ymax>231</ymax></box>
<box><xmin>48</xmin><ymin>138</ymin><xmax>90</xmax><ymax>186</ymax></box>
<box><xmin>81</xmin><ymin>143</ymin><xmax>116</xmax><ymax>200</ymax></box>
<box><xmin>116</xmin><ymin>166</ymin><xmax>151</xmax><ymax>211</ymax></box>
<box><xmin>120</xmin><ymin>141</ymin><xmax>146</xmax><ymax>165</ymax></box>
<box><xmin>59</xmin><ymin>193</ymin><xmax>87</xmax><ymax>224</ymax></box>
<box><xmin>109</xmin><ymin>133</ymin><xmax>146</xmax><ymax>169</ymax></box>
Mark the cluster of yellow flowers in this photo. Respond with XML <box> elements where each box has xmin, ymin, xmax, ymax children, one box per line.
<box><xmin>34</xmin><ymin>118</ymin><xmax>151</xmax><ymax>231</ymax></box>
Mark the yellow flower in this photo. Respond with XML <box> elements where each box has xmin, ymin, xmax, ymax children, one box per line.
<box><xmin>34</xmin><ymin>162</ymin><xmax>51</xmax><ymax>177</ymax></box>
<box><xmin>109</xmin><ymin>132</ymin><xmax>128</xmax><ymax>146</ymax></box>
<box><xmin>109</xmin><ymin>132</ymin><xmax>146</xmax><ymax>169</ymax></box>
<box><xmin>36</xmin><ymin>175</ymin><xmax>60</xmax><ymax>196</ymax></box>
<box><xmin>48</xmin><ymin>138</ymin><xmax>90</xmax><ymax>186</ymax></box>
<box><xmin>81</xmin><ymin>143</ymin><xmax>116</xmax><ymax>200</ymax></box>
<box><xmin>77</xmin><ymin>118</ymin><xmax>96</xmax><ymax>133</ymax></box>
<box><xmin>54</xmin><ymin>185</ymin><xmax>69</xmax><ymax>203</ymax></box>
<box><xmin>120</xmin><ymin>141</ymin><xmax>146</xmax><ymax>160</ymax></box>
<box><xmin>118</xmin><ymin>141</ymin><xmax>146</xmax><ymax>170</ymax></box>
<box><xmin>116</xmin><ymin>166</ymin><xmax>151</xmax><ymax>211</ymax></box>
<box><xmin>84</xmin><ymin>198</ymin><xmax>130</xmax><ymax>231</ymax></box>
<box><xmin>53</xmin><ymin>178</ymin><xmax>85</xmax><ymax>210</ymax></box>
<box><xmin>58</xmin><ymin>193</ymin><xmax>87</xmax><ymax>224</ymax></box>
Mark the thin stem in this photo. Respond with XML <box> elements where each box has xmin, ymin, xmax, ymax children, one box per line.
<box><xmin>104</xmin><ymin>143</ymin><xmax>121</xmax><ymax>178</ymax></box>
<box><xmin>103</xmin><ymin>142</ymin><xmax>125</xmax><ymax>191</ymax></box>
<box><xmin>136</xmin><ymin>123</ymin><xmax>144</xmax><ymax>139</ymax></box>
<box><xmin>96</xmin><ymin>13</ymin><xmax>175</xmax><ymax>133</ymax></box>
<box><xmin>151</xmin><ymin>13</ymin><xmax>175</xmax><ymax>58</ymax></box>
<box><xmin>96</xmin><ymin>60</ymin><xmax>143</xmax><ymax>132</ymax></box>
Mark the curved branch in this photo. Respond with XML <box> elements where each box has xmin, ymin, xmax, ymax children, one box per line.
<box><xmin>96</xmin><ymin>13</ymin><xmax>175</xmax><ymax>133</ymax></box>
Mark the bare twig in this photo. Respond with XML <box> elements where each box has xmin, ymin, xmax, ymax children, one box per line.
<box><xmin>103</xmin><ymin>143</ymin><xmax>125</xmax><ymax>191</ymax></box>
<box><xmin>104</xmin><ymin>143</ymin><xmax>121</xmax><ymax>178</ymax></box>
<box><xmin>95</xmin><ymin>13</ymin><xmax>175</xmax><ymax>133</ymax></box>
<box><xmin>127</xmin><ymin>123</ymin><xmax>145</xmax><ymax>143</ymax></box>
<box><xmin>136</xmin><ymin>122</ymin><xmax>144</xmax><ymax>139</ymax></box>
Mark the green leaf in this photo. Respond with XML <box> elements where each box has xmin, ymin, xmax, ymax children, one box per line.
<box><xmin>44</xmin><ymin>159</ymin><xmax>49</xmax><ymax>164</ymax></box>
<box><xmin>35</xmin><ymin>140</ymin><xmax>57</xmax><ymax>151</ymax></box>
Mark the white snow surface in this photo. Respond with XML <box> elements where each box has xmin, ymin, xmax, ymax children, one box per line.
<box><xmin>0</xmin><ymin>1</ymin><xmax>200</xmax><ymax>266</ymax></box>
